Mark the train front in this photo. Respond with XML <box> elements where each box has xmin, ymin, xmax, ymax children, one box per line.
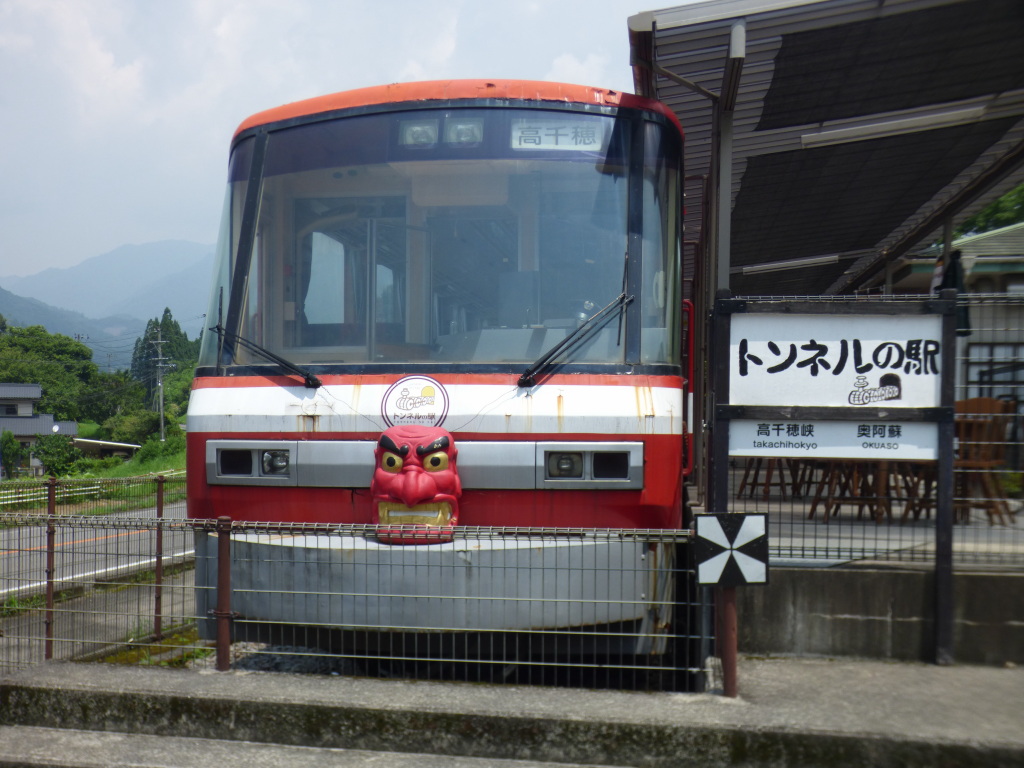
<box><xmin>186</xmin><ymin>81</ymin><xmax>688</xmax><ymax>654</ymax></box>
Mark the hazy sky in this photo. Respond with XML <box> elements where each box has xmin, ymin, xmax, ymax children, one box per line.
<box><xmin>0</xmin><ymin>0</ymin><xmax>677</xmax><ymax>277</ymax></box>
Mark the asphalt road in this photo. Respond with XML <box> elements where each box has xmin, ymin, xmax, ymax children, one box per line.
<box><xmin>0</xmin><ymin>503</ymin><xmax>193</xmax><ymax>603</ymax></box>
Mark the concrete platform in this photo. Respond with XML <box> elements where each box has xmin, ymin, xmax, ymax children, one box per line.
<box><xmin>1</xmin><ymin>656</ymin><xmax>1022</xmax><ymax>767</ymax></box>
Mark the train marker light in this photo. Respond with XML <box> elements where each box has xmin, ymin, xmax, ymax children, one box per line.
<box><xmin>444</xmin><ymin>118</ymin><xmax>483</xmax><ymax>146</ymax></box>
<box><xmin>399</xmin><ymin>119</ymin><xmax>439</xmax><ymax>148</ymax></box>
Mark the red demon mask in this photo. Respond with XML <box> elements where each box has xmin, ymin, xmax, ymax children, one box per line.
<box><xmin>371</xmin><ymin>425</ymin><xmax>461</xmax><ymax>544</ymax></box>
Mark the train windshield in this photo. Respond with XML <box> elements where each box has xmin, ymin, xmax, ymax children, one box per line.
<box><xmin>199</xmin><ymin>106</ymin><xmax>681</xmax><ymax>372</ymax></box>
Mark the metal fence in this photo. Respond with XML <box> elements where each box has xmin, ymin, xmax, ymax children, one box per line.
<box><xmin>3</xmin><ymin>310</ymin><xmax>1022</xmax><ymax>689</ymax></box>
<box><xmin>1</xmin><ymin>477</ymin><xmax>194</xmax><ymax>672</ymax></box>
<box><xmin>728</xmin><ymin>294</ymin><xmax>1023</xmax><ymax>567</ymax></box>
<box><xmin>0</xmin><ymin>473</ymin><xmax>187</xmax><ymax>516</ymax></box>
<box><xmin>0</xmin><ymin>479</ymin><xmax>709</xmax><ymax>692</ymax></box>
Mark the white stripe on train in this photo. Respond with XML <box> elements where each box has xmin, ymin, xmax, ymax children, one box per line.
<box><xmin>188</xmin><ymin>382</ymin><xmax>684</xmax><ymax>436</ymax></box>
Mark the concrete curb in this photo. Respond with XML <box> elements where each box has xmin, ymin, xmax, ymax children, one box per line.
<box><xmin>2</xmin><ymin>661</ymin><xmax>1022</xmax><ymax>768</ymax></box>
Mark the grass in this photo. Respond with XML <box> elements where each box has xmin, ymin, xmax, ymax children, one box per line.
<box><xmin>93</xmin><ymin>626</ymin><xmax>214</xmax><ymax>668</ymax></box>
<box><xmin>91</xmin><ymin>448</ymin><xmax>187</xmax><ymax>478</ymax></box>
<box><xmin>76</xmin><ymin>420</ymin><xmax>104</xmax><ymax>440</ymax></box>
<box><xmin>1</xmin><ymin>593</ymin><xmax>47</xmax><ymax>617</ymax></box>
<box><xmin>0</xmin><ymin>445</ymin><xmax>188</xmax><ymax>519</ymax></box>
<box><xmin>2</xmin><ymin>589</ymin><xmax>79</xmax><ymax>618</ymax></box>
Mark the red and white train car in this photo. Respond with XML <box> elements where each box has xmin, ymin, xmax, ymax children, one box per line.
<box><xmin>186</xmin><ymin>80</ymin><xmax>690</xmax><ymax>652</ymax></box>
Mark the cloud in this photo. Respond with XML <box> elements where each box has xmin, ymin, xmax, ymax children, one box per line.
<box><xmin>396</xmin><ymin>12</ymin><xmax>459</xmax><ymax>82</ymax></box>
<box><xmin>0</xmin><ymin>0</ymin><xmax>650</xmax><ymax>277</ymax></box>
<box><xmin>4</xmin><ymin>0</ymin><xmax>144</xmax><ymax>127</ymax></box>
<box><xmin>545</xmin><ymin>53</ymin><xmax>612</xmax><ymax>89</ymax></box>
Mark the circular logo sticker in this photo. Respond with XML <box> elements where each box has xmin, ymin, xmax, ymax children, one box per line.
<box><xmin>381</xmin><ymin>375</ymin><xmax>449</xmax><ymax>428</ymax></box>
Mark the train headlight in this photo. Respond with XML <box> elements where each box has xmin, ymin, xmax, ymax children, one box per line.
<box><xmin>547</xmin><ymin>451</ymin><xmax>584</xmax><ymax>478</ymax></box>
<box><xmin>537</xmin><ymin>443</ymin><xmax>642</xmax><ymax>488</ymax></box>
<box><xmin>262</xmin><ymin>449</ymin><xmax>291</xmax><ymax>476</ymax></box>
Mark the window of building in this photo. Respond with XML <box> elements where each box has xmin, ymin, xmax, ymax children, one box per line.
<box><xmin>965</xmin><ymin>342</ymin><xmax>1024</xmax><ymax>400</ymax></box>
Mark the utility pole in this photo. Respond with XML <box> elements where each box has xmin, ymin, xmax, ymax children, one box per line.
<box><xmin>151</xmin><ymin>330</ymin><xmax>169</xmax><ymax>442</ymax></box>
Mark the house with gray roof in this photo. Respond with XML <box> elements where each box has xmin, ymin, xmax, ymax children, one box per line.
<box><xmin>0</xmin><ymin>383</ymin><xmax>78</xmax><ymax>478</ymax></box>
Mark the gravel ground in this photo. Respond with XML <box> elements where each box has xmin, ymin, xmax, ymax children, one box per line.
<box><xmin>194</xmin><ymin>642</ymin><xmax>699</xmax><ymax>693</ymax></box>
<box><xmin>191</xmin><ymin>643</ymin><xmax>355</xmax><ymax>675</ymax></box>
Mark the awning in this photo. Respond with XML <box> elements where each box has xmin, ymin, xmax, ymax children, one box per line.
<box><xmin>628</xmin><ymin>0</ymin><xmax>1024</xmax><ymax>296</ymax></box>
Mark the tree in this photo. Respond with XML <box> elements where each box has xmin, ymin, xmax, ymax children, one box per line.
<box><xmin>956</xmin><ymin>182</ymin><xmax>1024</xmax><ymax>237</ymax></box>
<box><xmin>32</xmin><ymin>433</ymin><xmax>83</xmax><ymax>477</ymax></box>
<box><xmin>81</xmin><ymin>369</ymin><xmax>147</xmax><ymax>425</ymax></box>
<box><xmin>130</xmin><ymin>308</ymin><xmax>200</xmax><ymax>406</ymax></box>
<box><xmin>162</xmin><ymin>365</ymin><xmax>196</xmax><ymax>421</ymax></box>
<box><xmin>0</xmin><ymin>326</ymin><xmax>98</xmax><ymax>421</ymax></box>
<box><xmin>0</xmin><ymin>430</ymin><xmax>24</xmax><ymax>480</ymax></box>
<box><xmin>102</xmin><ymin>409</ymin><xmax>180</xmax><ymax>446</ymax></box>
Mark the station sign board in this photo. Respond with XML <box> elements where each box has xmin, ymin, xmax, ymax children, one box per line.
<box><xmin>730</xmin><ymin>313</ymin><xmax>942</xmax><ymax>408</ymax></box>
<box><xmin>727</xmin><ymin>312</ymin><xmax>943</xmax><ymax>460</ymax></box>
<box><xmin>728</xmin><ymin>419</ymin><xmax>937</xmax><ymax>460</ymax></box>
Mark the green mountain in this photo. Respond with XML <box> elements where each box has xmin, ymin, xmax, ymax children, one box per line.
<box><xmin>0</xmin><ymin>283</ymin><xmax>144</xmax><ymax>371</ymax></box>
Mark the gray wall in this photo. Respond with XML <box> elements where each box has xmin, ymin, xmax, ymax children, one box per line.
<box><xmin>736</xmin><ymin>567</ymin><xmax>1023</xmax><ymax>666</ymax></box>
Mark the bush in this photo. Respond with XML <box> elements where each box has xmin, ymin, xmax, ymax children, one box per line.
<box><xmin>72</xmin><ymin>456</ymin><xmax>125</xmax><ymax>476</ymax></box>
<box><xmin>135</xmin><ymin>434</ymin><xmax>187</xmax><ymax>466</ymax></box>
<box><xmin>33</xmin><ymin>433</ymin><xmax>84</xmax><ymax>476</ymax></box>
<box><xmin>103</xmin><ymin>411</ymin><xmax>164</xmax><ymax>445</ymax></box>
<box><xmin>1</xmin><ymin>430</ymin><xmax>24</xmax><ymax>480</ymax></box>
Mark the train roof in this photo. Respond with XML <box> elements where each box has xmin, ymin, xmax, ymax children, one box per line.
<box><xmin>233</xmin><ymin>79</ymin><xmax>683</xmax><ymax>141</ymax></box>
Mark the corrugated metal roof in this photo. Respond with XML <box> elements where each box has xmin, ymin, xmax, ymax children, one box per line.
<box><xmin>955</xmin><ymin>221</ymin><xmax>1024</xmax><ymax>258</ymax></box>
<box><xmin>0</xmin><ymin>383</ymin><xmax>42</xmax><ymax>400</ymax></box>
<box><xmin>629</xmin><ymin>0</ymin><xmax>1024</xmax><ymax>296</ymax></box>
<box><xmin>73</xmin><ymin>438</ymin><xmax>140</xmax><ymax>449</ymax></box>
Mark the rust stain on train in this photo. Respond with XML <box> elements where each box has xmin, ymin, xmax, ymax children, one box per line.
<box><xmin>635</xmin><ymin>386</ymin><xmax>656</xmax><ymax>433</ymax></box>
<box><xmin>350</xmin><ymin>383</ymin><xmax>362</xmax><ymax>415</ymax></box>
<box><xmin>506</xmin><ymin>390</ymin><xmax>533</xmax><ymax>432</ymax></box>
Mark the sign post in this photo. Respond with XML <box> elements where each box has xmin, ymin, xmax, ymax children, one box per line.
<box><xmin>710</xmin><ymin>291</ymin><xmax>957</xmax><ymax>673</ymax></box>
<box><xmin>694</xmin><ymin>511</ymin><xmax>769</xmax><ymax>697</ymax></box>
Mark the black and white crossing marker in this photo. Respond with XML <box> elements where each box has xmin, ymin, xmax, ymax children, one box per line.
<box><xmin>694</xmin><ymin>513</ymin><xmax>769</xmax><ymax>587</ymax></box>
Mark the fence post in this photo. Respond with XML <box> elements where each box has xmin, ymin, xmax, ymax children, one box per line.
<box><xmin>44</xmin><ymin>477</ymin><xmax>57</xmax><ymax>660</ymax></box>
<box><xmin>934</xmin><ymin>289</ymin><xmax>958</xmax><ymax>665</ymax></box>
<box><xmin>154</xmin><ymin>475</ymin><xmax>165</xmax><ymax>642</ymax></box>
<box><xmin>716</xmin><ymin>586</ymin><xmax>738</xmax><ymax>698</ymax></box>
<box><xmin>214</xmin><ymin>516</ymin><xmax>233</xmax><ymax>671</ymax></box>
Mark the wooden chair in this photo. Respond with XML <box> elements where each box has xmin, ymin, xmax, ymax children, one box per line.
<box><xmin>897</xmin><ymin>461</ymin><xmax>937</xmax><ymax>521</ymax></box>
<box><xmin>954</xmin><ymin>397</ymin><xmax>1014</xmax><ymax>525</ymax></box>
<box><xmin>736</xmin><ymin>457</ymin><xmax>802</xmax><ymax>500</ymax></box>
<box><xmin>808</xmin><ymin>460</ymin><xmax>894</xmax><ymax>523</ymax></box>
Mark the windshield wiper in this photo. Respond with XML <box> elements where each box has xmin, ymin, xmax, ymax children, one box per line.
<box><xmin>210</xmin><ymin>324</ymin><xmax>322</xmax><ymax>389</ymax></box>
<box><xmin>517</xmin><ymin>293</ymin><xmax>633</xmax><ymax>388</ymax></box>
